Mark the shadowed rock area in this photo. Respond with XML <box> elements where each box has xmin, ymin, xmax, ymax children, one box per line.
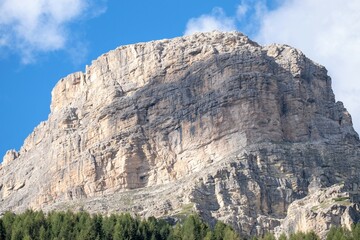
<box><xmin>1</xmin><ymin>31</ymin><xmax>360</xmax><ymax>238</ymax></box>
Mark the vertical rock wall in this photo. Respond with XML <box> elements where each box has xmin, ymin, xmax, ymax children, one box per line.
<box><xmin>0</xmin><ymin>31</ymin><xmax>359</xmax><ymax>237</ymax></box>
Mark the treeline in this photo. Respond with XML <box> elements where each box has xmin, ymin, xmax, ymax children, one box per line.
<box><xmin>256</xmin><ymin>224</ymin><xmax>360</xmax><ymax>240</ymax></box>
<box><xmin>0</xmin><ymin>210</ymin><xmax>239</xmax><ymax>240</ymax></box>
<box><xmin>325</xmin><ymin>224</ymin><xmax>360</xmax><ymax>240</ymax></box>
<box><xmin>0</xmin><ymin>209</ymin><xmax>360</xmax><ymax>240</ymax></box>
<box><xmin>258</xmin><ymin>232</ymin><xmax>319</xmax><ymax>240</ymax></box>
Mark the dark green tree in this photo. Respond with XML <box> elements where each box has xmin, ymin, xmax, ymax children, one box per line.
<box><xmin>38</xmin><ymin>225</ymin><xmax>48</xmax><ymax>240</ymax></box>
<box><xmin>181</xmin><ymin>215</ymin><xmax>210</xmax><ymax>240</ymax></box>
<box><xmin>0</xmin><ymin>219</ymin><xmax>6</xmax><ymax>240</ymax></box>
<box><xmin>102</xmin><ymin>214</ymin><xmax>117</xmax><ymax>240</ymax></box>
<box><xmin>213</xmin><ymin>221</ymin><xmax>227</xmax><ymax>240</ymax></box>
<box><xmin>2</xmin><ymin>211</ymin><xmax>15</xmax><ymax>240</ymax></box>
<box><xmin>326</xmin><ymin>226</ymin><xmax>352</xmax><ymax>240</ymax></box>
<box><xmin>351</xmin><ymin>223</ymin><xmax>360</xmax><ymax>240</ymax></box>
<box><xmin>222</xmin><ymin>225</ymin><xmax>240</xmax><ymax>240</ymax></box>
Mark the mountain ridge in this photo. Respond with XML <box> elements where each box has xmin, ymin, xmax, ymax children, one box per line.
<box><xmin>1</xmin><ymin>31</ymin><xmax>360</xmax><ymax>238</ymax></box>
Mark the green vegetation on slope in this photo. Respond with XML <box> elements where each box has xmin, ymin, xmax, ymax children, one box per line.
<box><xmin>0</xmin><ymin>210</ymin><xmax>360</xmax><ymax>240</ymax></box>
<box><xmin>0</xmin><ymin>210</ymin><xmax>239</xmax><ymax>240</ymax></box>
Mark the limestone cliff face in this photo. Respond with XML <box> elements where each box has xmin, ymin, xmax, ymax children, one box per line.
<box><xmin>274</xmin><ymin>184</ymin><xmax>360</xmax><ymax>239</ymax></box>
<box><xmin>1</xmin><ymin>31</ymin><xmax>360</xmax><ymax>237</ymax></box>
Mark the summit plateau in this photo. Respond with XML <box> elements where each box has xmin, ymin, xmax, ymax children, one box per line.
<box><xmin>1</xmin><ymin>31</ymin><xmax>360</xmax><ymax>238</ymax></box>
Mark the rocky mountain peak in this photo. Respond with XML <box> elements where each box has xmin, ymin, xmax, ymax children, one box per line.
<box><xmin>50</xmin><ymin>31</ymin><xmax>255</xmax><ymax>113</ymax></box>
<box><xmin>1</xmin><ymin>31</ymin><xmax>359</xmax><ymax>238</ymax></box>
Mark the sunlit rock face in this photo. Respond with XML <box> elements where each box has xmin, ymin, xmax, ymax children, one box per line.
<box><xmin>1</xmin><ymin>31</ymin><xmax>359</xmax><ymax>237</ymax></box>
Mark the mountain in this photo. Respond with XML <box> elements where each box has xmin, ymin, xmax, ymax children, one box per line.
<box><xmin>1</xmin><ymin>31</ymin><xmax>360</xmax><ymax>238</ymax></box>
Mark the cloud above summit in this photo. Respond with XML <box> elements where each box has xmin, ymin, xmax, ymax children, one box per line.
<box><xmin>0</xmin><ymin>0</ymin><xmax>105</xmax><ymax>63</ymax></box>
<box><xmin>184</xmin><ymin>8</ymin><xmax>237</xmax><ymax>35</ymax></box>
<box><xmin>184</xmin><ymin>0</ymin><xmax>360</xmax><ymax>132</ymax></box>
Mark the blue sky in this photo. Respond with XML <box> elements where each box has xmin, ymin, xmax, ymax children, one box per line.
<box><xmin>1</xmin><ymin>0</ymin><xmax>360</xmax><ymax>159</ymax></box>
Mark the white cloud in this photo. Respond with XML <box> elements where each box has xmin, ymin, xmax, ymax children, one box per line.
<box><xmin>184</xmin><ymin>8</ymin><xmax>236</xmax><ymax>35</ymax></box>
<box><xmin>0</xmin><ymin>0</ymin><xmax>104</xmax><ymax>63</ymax></box>
<box><xmin>236</xmin><ymin>4</ymin><xmax>249</xmax><ymax>20</ymax></box>
<box><xmin>235</xmin><ymin>0</ymin><xmax>269</xmax><ymax>36</ymax></box>
<box><xmin>0</xmin><ymin>37</ymin><xmax>7</xmax><ymax>46</ymax></box>
<box><xmin>255</xmin><ymin>0</ymin><xmax>360</xmax><ymax>132</ymax></box>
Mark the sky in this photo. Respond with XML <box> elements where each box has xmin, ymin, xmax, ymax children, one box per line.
<box><xmin>1</xmin><ymin>0</ymin><xmax>359</xmax><ymax>160</ymax></box>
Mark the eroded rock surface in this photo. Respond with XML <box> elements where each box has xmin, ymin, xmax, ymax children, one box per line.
<box><xmin>1</xmin><ymin>31</ymin><xmax>359</xmax><ymax>238</ymax></box>
<box><xmin>275</xmin><ymin>184</ymin><xmax>360</xmax><ymax>239</ymax></box>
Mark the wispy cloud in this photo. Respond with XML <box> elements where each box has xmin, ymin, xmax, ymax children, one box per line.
<box><xmin>184</xmin><ymin>8</ymin><xmax>236</xmax><ymax>36</ymax></box>
<box><xmin>184</xmin><ymin>0</ymin><xmax>360</xmax><ymax>132</ymax></box>
<box><xmin>0</xmin><ymin>0</ymin><xmax>105</xmax><ymax>64</ymax></box>
<box><xmin>235</xmin><ymin>0</ymin><xmax>269</xmax><ymax>36</ymax></box>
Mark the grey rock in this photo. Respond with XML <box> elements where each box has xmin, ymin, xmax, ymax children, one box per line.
<box><xmin>0</xmin><ymin>31</ymin><xmax>359</xmax><ymax>238</ymax></box>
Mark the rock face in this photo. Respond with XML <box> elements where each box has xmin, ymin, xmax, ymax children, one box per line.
<box><xmin>1</xmin><ymin>31</ymin><xmax>360</xmax><ymax>237</ymax></box>
<box><xmin>274</xmin><ymin>184</ymin><xmax>360</xmax><ymax>239</ymax></box>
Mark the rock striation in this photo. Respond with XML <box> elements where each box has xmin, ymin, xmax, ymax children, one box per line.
<box><xmin>1</xmin><ymin>31</ymin><xmax>360</xmax><ymax>237</ymax></box>
<box><xmin>274</xmin><ymin>184</ymin><xmax>360</xmax><ymax>239</ymax></box>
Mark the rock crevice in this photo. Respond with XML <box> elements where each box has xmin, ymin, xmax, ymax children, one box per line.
<box><xmin>1</xmin><ymin>31</ymin><xmax>359</xmax><ymax>238</ymax></box>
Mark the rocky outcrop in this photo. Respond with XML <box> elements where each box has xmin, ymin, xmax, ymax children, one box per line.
<box><xmin>0</xmin><ymin>31</ymin><xmax>359</xmax><ymax>238</ymax></box>
<box><xmin>2</xmin><ymin>149</ymin><xmax>19</xmax><ymax>165</ymax></box>
<box><xmin>275</xmin><ymin>184</ymin><xmax>360</xmax><ymax>239</ymax></box>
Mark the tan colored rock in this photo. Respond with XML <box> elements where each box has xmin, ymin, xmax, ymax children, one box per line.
<box><xmin>2</xmin><ymin>149</ymin><xmax>19</xmax><ymax>165</ymax></box>
<box><xmin>275</xmin><ymin>184</ymin><xmax>360</xmax><ymax>239</ymax></box>
<box><xmin>0</xmin><ymin>31</ymin><xmax>359</xmax><ymax>238</ymax></box>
